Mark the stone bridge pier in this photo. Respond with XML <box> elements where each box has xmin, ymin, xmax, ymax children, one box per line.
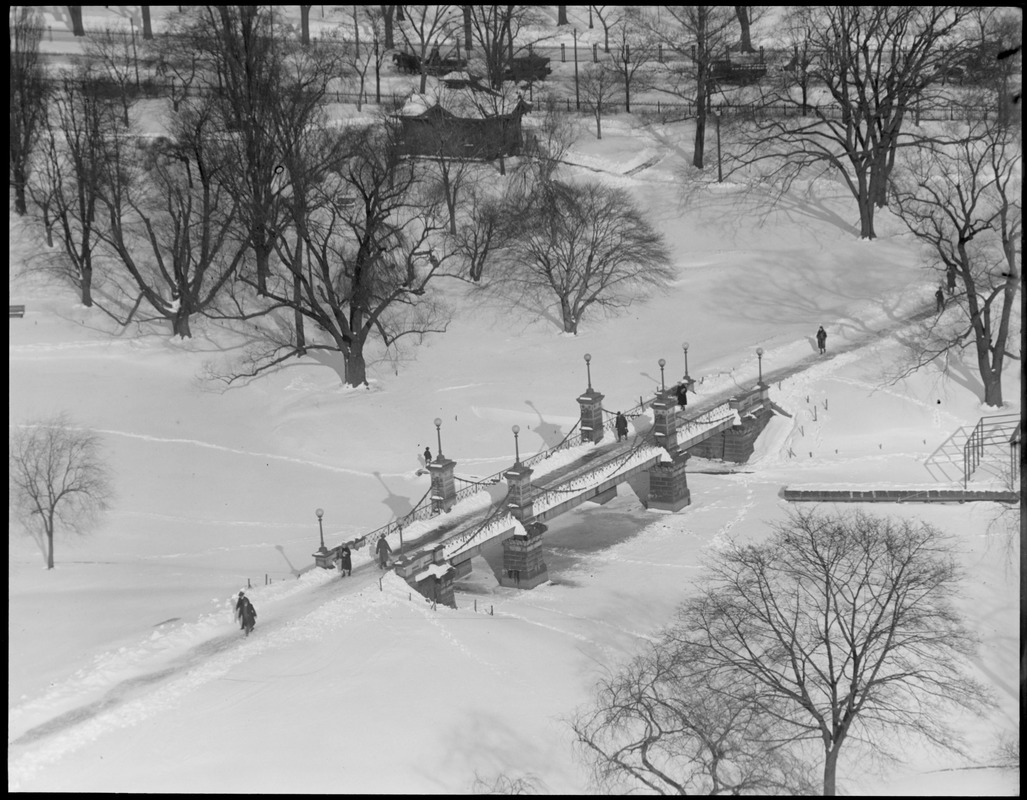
<box><xmin>648</xmin><ymin>387</ymin><xmax>692</xmax><ymax>512</ymax></box>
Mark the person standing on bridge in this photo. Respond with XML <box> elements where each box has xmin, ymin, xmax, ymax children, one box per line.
<box><xmin>423</xmin><ymin>446</ymin><xmax>432</xmax><ymax>465</ymax></box>
<box><xmin>615</xmin><ymin>412</ymin><xmax>629</xmax><ymax>442</ymax></box>
<box><xmin>338</xmin><ymin>543</ymin><xmax>352</xmax><ymax>577</ymax></box>
<box><xmin>816</xmin><ymin>326</ymin><xmax>827</xmax><ymax>355</ymax></box>
<box><xmin>376</xmin><ymin>535</ymin><xmax>392</xmax><ymax>569</ymax></box>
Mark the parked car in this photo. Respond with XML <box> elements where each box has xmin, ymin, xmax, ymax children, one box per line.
<box><xmin>504</xmin><ymin>53</ymin><xmax>551</xmax><ymax>83</ymax></box>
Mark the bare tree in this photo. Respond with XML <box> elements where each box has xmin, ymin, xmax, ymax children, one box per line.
<box><xmin>589</xmin><ymin>5</ymin><xmax>623</xmax><ymax>54</ymax></box>
<box><xmin>85</xmin><ymin>28</ymin><xmax>140</xmax><ymax>128</ymax></box>
<box><xmin>608</xmin><ymin>9</ymin><xmax>659</xmax><ymax>114</ymax></box>
<box><xmin>497</xmin><ymin>180</ymin><xmax>672</xmax><ymax>334</ymax></box>
<box><xmin>645</xmin><ymin>6</ymin><xmax>737</xmax><ymax>169</ymax></box>
<box><xmin>579</xmin><ymin>61</ymin><xmax>619</xmax><ymax>140</ymax></box>
<box><xmin>733</xmin><ymin>6</ymin><xmax>973</xmax><ymax>239</ymax></box>
<box><xmin>68</xmin><ymin>5</ymin><xmax>85</xmax><ymax>36</ymax></box>
<box><xmin>574</xmin><ymin>641</ymin><xmax>816</xmax><ymax>794</ymax></box>
<box><xmin>146</xmin><ymin>8</ymin><xmax>201</xmax><ymax>113</ymax></box>
<box><xmin>675</xmin><ymin>508</ymin><xmax>992</xmax><ymax>796</ymax></box>
<box><xmin>99</xmin><ymin>100</ymin><xmax>249</xmax><ymax>338</ymax></box>
<box><xmin>10</xmin><ymin>6</ymin><xmax>49</xmax><ymax>215</ymax></box>
<box><xmin>519</xmin><ymin>89</ymin><xmax>576</xmax><ymax>184</ymax></box>
<box><xmin>32</xmin><ymin>66</ymin><xmax>124</xmax><ymax>307</ymax></box>
<box><xmin>464</xmin><ymin>5</ymin><xmax>550</xmax><ymax>91</ymax></box>
<box><xmin>889</xmin><ymin>119</ymin><xmax>1021</xmax><ymax>407</ymax></box>
<box><xmin>9</xmin><ymin>414</ymin><xmax>113</xmax><ymax>570</ymax></box>
<box><xmin>397</xmin><ymin>4</ymin><xmax>459</xmax><ymax>94</ymax></box>
<box><xmin>230</xmin><ymin>121</ymin><xmax>460</xmax><ymax>387</ymax></box>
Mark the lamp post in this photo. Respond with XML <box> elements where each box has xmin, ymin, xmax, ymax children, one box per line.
<box><xmin>682</xmin><ymin>341</ymin><xmax>690</xmax><ymax>380</ymax></box>
<box><xmin>658</xmin><ymin>358</ymin><xmax>666</xmax><ymax>392</ymax></box>
<box><xmin>512</xmin><ymin>424</ymin><xmax>521</xmax><ymax>465</ymax></box>
<box><xmin>434</xmin><ymin>417</ymin><xmax>443</xmax><ymax>460</ymax></box>
<box><xmin>714</xmin><ymin>109</ymin><xmax>723</xmax><ymax>183</ymax></box>
<box><xmin>756</xmin><ymin>347</ymin><xmax>764</xmax><ymax>386</ymax></box>
<box><xmin>584</xmin><ymin>353</ymin><xmax>592</xmax><ymax>390</ymax></box>
<box><xmin>315</xmin><ymin>507</ymin><xmax>325</xmax><ymax>552</ymax></box>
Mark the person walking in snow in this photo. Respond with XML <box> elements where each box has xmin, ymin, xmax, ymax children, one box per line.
<box><xmin>376</xmin><ymin>535</ymin><xmax>392</xmax><ymax>569</ymax></box>
<box><xmin>935</xmin><ymin>286</ymin><xmax>946</xmax><ymax>312</ymax></box>
<box><xmin>615</xmin><ymin>412</ymin><xmax>629</xmax><ymax>442</ymax></box>
<box><xmin>816</xmin><ymin>326</ymin><xmax>827</xmax><ymax>355</ymax></box>
<box><xmin>423</xmin><ymin>446</ymin><xmax>432</xmax><ymax>465</ymax></box>
<box><xmin>338</xmin><ymin>544</ymin><xmax>352</xmax><ymax>577</ymax></box>
<box><xmin>676</xmin><ymin>381</ymin><xmax>689</xmax><ymax>408</ymax></box>
<box><xmin>235</xmin><ymin>591</ymin><xmax>257</xmax><ymax>635</ymax></box>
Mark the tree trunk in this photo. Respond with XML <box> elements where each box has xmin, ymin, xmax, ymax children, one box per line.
<box><xmin>69</xmin><ymin>6</ymin><xmax>85</xmax><ymax>36</ymax></box>
<box><xmin>560</xmin><ymin>298</ymin><xmax>577</xmax><ymax>333</ymax></box>
<box><xmin>46</xmin><ymin>514</ymin><xmax>55</xmax><ymax>569</ymax></box>
<box><xmin>141</xmin><ymin>6</ymin><xmax>153</xmax><ymax>39</ymax></box>
<box><xmin>625</xmin><ymin>74</ymin><xmax>631</xmax><ymax>113</ymax></box>
<box><xmin>293</xmin><ymin>272</ymin><xmax>306</xmax><ymax>356</ymax></box>
<box><xmin>856</xmin><ymin>189</ymin><xmax>876</xmax><ymax>240</ymax></box>
<box><xmin>693</xmin><ymin>101</ymin><xmax>706</xmax><ymax>169</ymax></box>
<box><xmin>383</xmin><ymin>5</ymin><xmax>395</xmax><ymax>49</ymax></box>
<box><xmin>344</xmin><ymin>348</ymin><xmax>368</xmax><ymax>387</ymax></box>
<box><xmin>13</xmin><ymin>168</ymin><xmax>28</xmax><ymax>215</ymax></box>
<box><xmin>595</xmin><ymin>111</ymin><xmax>602</xmax><ymax>139</ymax></box>
<box><xmin>81</xmin><ymin>262</ymin><xmax>93</xmax><ymax>307</ymax></box>
<box><xmin>735</xmin><ymin>6</ymin><xmax>754</xmax><ymax>53</ymax></box>
<box><xmin>463</xmin><ymin>7</ymin><xmax>472</xmax><ymax>51</ymax></box>
<box><xmin>300</xmin><ymin>5</ymin><xmax>311</xmax><ymax>45</ymax></box>
<box><xmin>173</xmin><ymin>309</ymin><xmax>192</xmax><ymax>338</ymax></box>
<box><xmin>396</xmin><ymin>6</ymin><xmax>404</xmax><ymax>22</ymax></box>
<box><xmin>823</xmin><ymin>746</ymin><xmax>839</xmax><ymax>796</ymax></box>
<box><xmin>558</xmin><ymin>6</ymin><xmax>568</xmax><ymax>26</ymax></box>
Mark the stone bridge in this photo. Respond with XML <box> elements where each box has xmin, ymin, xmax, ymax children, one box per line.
<box><xmin>315</xmin><ymin>365</ymin><xmax>780</xmax><ymax>609</ymax></box>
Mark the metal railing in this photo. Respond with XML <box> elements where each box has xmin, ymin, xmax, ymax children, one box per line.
<box><xmin>963</xmin><ymin>413</ymin><xmax>1021</xmax><ymax>488</ymax></box>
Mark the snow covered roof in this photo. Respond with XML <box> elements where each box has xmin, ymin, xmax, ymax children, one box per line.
<box><xmin>413</xmin><ymin>563</ymin><xmax>454</xmax><ymax>582</ymax></box>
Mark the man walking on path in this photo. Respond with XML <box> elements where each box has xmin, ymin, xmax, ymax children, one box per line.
<box><xmin>615</xmin><ymin>412</ymin><xmax>629</xmax><ymax>442</ymax></box>
<box><xmin>816</xmin><ymin>326</ymin><xmax>827</xmax><ymax>355</ymax></box>
<box><xmin>235</xmin><ymin>591</ymin><xmax>257</xmax><ymax>635</ymax></box>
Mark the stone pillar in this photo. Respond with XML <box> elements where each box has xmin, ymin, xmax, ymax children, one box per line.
<box><xmin>499</xmin><ymin>522</ymin><xmax>549</xmax><ymax>589</ymax></box>
<box><xmin>505</xmin><ymin>463</ymin><xmax>534</xmax><ymax>521</ymax></box>
<box><xmin>648</xmin><ymin>450</ymin><xmax>692</xmax><ymax>511</ymax></box>
<box><xmin>577</xmin><ymin>387</ymin><xmax>605</xmax><ymax>444</ymax></box>
<box><xmin>651</xmin><ymin>390</ymin><xmax>680</xmax><ymax>454</ymax></box>
<box><xmin>429</xmin><ymin>456</ymin><xmax>457</xmax><ymax>513</ymax></box>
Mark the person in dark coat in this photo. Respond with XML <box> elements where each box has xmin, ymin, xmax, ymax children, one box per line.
<box><xmin>235</xmin><ymin>591</ymin><xmax>257</xmax><ymax>635</ymax></box>
<box><xmin>816</xmin><ymin>326</ymin><xmax>827</xmax><ymax>355</ymax></box>
<box><xmin>935</xmin><ymin>286</ymin><xmax>946</xmax><ymax>312</ymax></box>
<box><xmin>376</xmin><ymin>535</ymin><xmax>392</xmax><ymax>569</ymax></box>
<box><xmin>675</xmin><ymin>382</ymin><xmax>688</xmax><ymax>408</ymax></box>
<box><xmin>615</xmin><ymin>412</ymin><xmax>629</xmax><ymax>442</ymax></box>
<box><xmin>338</xmin><ymin>544</ymin><xmax>352</xmax><ymax>577</ymax></box>
<box><xmin>423</xmin><ymin>446</ymin><xmax>432</xmax><ymax>465</ymax></box>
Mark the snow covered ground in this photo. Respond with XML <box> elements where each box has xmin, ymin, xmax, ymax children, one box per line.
<box><xmin>9</xmin><ymin>7</ymin><xmax>1021</xmax><ymax>796</ymax></box>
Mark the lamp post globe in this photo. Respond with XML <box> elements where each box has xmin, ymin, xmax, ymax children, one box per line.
<box><xmin>584</xmin><ymin>353</ymin><xmax>592</xmax><ymax>390</ymax></box>
<box><xmin>658</xmin><ymin>358</ymin><xmax>666</xmax><ymax>391</ymax></box>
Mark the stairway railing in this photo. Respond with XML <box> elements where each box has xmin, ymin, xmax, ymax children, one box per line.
<box><xmin>963</xmin><ymin>413</ymin><xmax>1020</xmax><ymax>488</ymax></box>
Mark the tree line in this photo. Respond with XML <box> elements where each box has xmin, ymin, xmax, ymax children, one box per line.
<box><xmin>10</xmin><ymin>5</ymin><xmax>672</xmax><ymax>388</ymax></box>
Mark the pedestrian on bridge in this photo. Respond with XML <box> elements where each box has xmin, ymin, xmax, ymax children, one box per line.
<box><xmin>816</xmin><ymin>326</ymin><xmax>827</xmax><ymax>355</ymax></box>
<box><xmin>935</xmin><ymin>285</ymin><xmax>946</xmax><ymax>313</ymax></box>
<box><xmin>615</xmin><ymin>412</ymin><xmax>629</xmax><ymax>442</ymax></box>
<box><xmin>423</xmin><ymin>446</ymin><xmax>433</xmax><ymax>465</ymax></box>
<box><xmin>676</xmin><ymin>382</ymin><xmax>689</xmax><ymax>408</ymax></box>
<box><xmin>338</xmin><ymin>544</ymin><xmax>352</xmax><ymax>577</ymax></box>
<box><xmin>376</xmin><ymin>535</ymin><xmax>392</xmax><ymax>569</ymax></box>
